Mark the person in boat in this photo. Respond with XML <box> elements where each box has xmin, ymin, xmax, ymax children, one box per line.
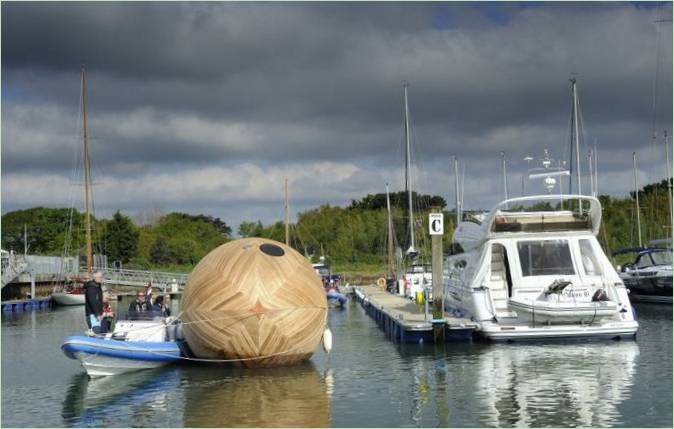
<box><xmin>128</xmin><ymin>290</ymin><xmax>153</xmax><ymax>319</ymax></box>
<box><xmin>101</xmin><ymin>295</ymin><xmax>115</xmax><ymax>333</ymax></box>
<box><xmin>84</xmin><ymin>271</ymin><xmax>104</xmax><ymax>330</ymax></box>
<box><xmin>328</xmin><ymin>279</ymin><xmax>340</xmax><ymax>294</ymax></box>
<box><xmin>152</xmin><ymin>295</ymin><xmax>171</xmax><ymax>317</ymax></box>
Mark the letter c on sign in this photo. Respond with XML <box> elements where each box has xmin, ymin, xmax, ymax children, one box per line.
<box><xmin>431</xmin><ymin>219</ymin><xmax>441</xmax><ymax>233</ymax></box>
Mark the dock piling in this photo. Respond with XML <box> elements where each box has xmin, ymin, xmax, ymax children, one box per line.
<box><xmin>430</xmin><ymin>207</ymin><xmax>445</xmax><ymax>343</ymax></box>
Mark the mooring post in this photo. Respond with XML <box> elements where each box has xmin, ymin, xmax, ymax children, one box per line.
<box><xmin>30</xmin><ymin>271</ymin><xmax>36</xmax><ymax>300</ymax></box>
<box><xmin>429</xmin><ymin>207</ymin><xmax>445</xmax><ymax>343</ymax></box>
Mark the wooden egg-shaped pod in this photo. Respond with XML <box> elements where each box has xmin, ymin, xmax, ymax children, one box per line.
<box><xmin>181</xmin><ymin>238</ymin><xmax>327</xmax><ymax>367</ymax></box>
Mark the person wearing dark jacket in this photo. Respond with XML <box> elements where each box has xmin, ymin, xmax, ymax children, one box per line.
<box><xmin>84</xmin><ymin>272</ymin><xmax>104</xmax><ymax>330</ymax></box>
<box><xmin>128</xmin><ymin>291</ymin><xmax>152</xmax><ymax>319</ymax></box>
<box><xmin>152</xmin><ymin>295</ymin><xmax>171</xmax><ymax>317</ymax></box>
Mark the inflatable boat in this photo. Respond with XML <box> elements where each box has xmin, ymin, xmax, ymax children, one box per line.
<box><xmin>326</xmin><ymin>290</ymin><xmax>348</xmax><ymax>307</ymax></box>
<box><xmin>508</xmin><ymin>297</ymin><xmax>619</xmax><ymax>324</ymax></box>
<box><xmin>62</xmin><ymin>335</ymin><xmax>183</xmax><ymax>378</ymax></box>
<box><xmin>62</xmin><ymin>318</ymin><xmax>186</xmax><ymax>377</ymax></box>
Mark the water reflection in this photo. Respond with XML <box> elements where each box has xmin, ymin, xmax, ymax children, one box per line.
<box><xmin>183</xmin><ymin>363</ymin><xmax>330</xmax><ymax>427</ymax></box>
<box><xmin>475</xmin><ymin>342</ymin><xmax>639</xmax><ymax>427</ymax></box>
<box><xmin>61</xmin><ymin>367</ymin><xmax>182</xmax><ymax>427</ymax></box>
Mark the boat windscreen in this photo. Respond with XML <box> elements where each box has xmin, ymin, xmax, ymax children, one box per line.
<box><xmin>650</xmin><ymin>251</ymin><xmax>672</xmax><ymax>266</ymax></box>
<box><xmin>517</xmin><ymin>239</ymin><xmax>575</xmax><ymax>277</ymax></box>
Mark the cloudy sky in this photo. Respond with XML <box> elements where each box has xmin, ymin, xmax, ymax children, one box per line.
<box><xmin>2</xmin><ymin>1</ymin><xmax>672</xmax><ymax>232</ymax></box>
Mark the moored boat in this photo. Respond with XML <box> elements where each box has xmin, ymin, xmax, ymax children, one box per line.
<box><xmin>326</xmin><ymin>290</ymin><xmax>348</xmax><ymax>307</ymax></box>
<box><xmin>62</xmin><ymin>318</ymin><xmax>185</xmax><ymax>377</ymax></box>
<box><xmin>62</xmin><ymin>335</ymin><xmax>182</xmax><ymax>377</ymax></box>
<box><xmin>444</xmin><ymin>193</ymin><xmax>638</xmax><ymax>341</ymax></box>
<box><xmin>52</xmin><ymin>289</ymin><xmax>86</xmax><ymax>306</ymax></box>
<box><xmin>613</xmin><ymin>246</ymin><xmax>672</xmax><ymax>304</ymax></box>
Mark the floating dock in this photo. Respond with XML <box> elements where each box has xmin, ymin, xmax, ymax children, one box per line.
<box><xmin>1</xmin><ymin>297</ymin><xmax>52</xmax><ymax>312</ymax></box>
<box><xmin>352</xmin><ymin>285</ymin><xmax>477</xmax><ymax>343</ymax></box>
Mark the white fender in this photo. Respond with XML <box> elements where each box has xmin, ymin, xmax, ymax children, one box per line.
<box><xmin>322</xmin><ymin>327</ymin><xmax>333</xmax><ymax>353</ymax></box>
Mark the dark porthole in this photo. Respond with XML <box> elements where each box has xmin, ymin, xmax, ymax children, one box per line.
<box><xmin>260</xmin><ymin>243</ymin><xmax>285</xmax><ymax>257</ymax></box>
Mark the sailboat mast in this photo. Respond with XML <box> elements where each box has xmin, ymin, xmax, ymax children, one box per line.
<box><xmin>571</xmin><ymin>78</ymin><xmax>582</xmax><ymax>210</ymax></box>
<box><xmin>284</xmin><ymin>177</ymin><xmax>289</xmax><ymax>246</ymax></box>
<box><xmin>664</xmin><ymin>130</ymin><xmax>673</xmax><ymax>239</ymax></box>
<box><xmin>403</xmin><ymin>82</ymin><xmax>415</xmax><ymax>253</ymax></box>
<box><xmin>588</xmin><ymin>149</ymin><xmax>595</xmax><ymax>197</ymax></box>
<box><xmin>453</xmin><ymin>156</ymin><xmax>460</xmax><ymax>225</ymax></box>
<box><xmin>633</xmin><ymin>152</ymin><xmax>642</xmax><ymax>247</ymax></box>
<box><xmin>386</xmin><ymin>183</ymin><xmax>395</xmax><ymax>277</ymax></box>
<box><xmin>593</xmin><ymin>139</ymin><xmax>599</xmax><ymax>195</ymax></box>
<box><xmin>81</xmin><ymin>66</ymin><xmax>94</xmax><ymax>274</ymax></box>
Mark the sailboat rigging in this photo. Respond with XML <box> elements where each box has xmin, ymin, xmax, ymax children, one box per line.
<box><xmin>53</xmin><ymin>66</ymin><xmax>97</xmax><ymax>306</ymax></box>
<box><xmin>402</xmin><ymin>82</ymin><xmax>417</xmax><ymax>259</ymax></box>
<box><xmin>394</xmin><ymin>82</ymin><xmax>432</xmax><ymax>300</ymax></box>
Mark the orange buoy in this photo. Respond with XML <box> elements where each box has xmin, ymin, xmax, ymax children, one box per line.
<box><xmin>181</xmin><ymin>238</ymin><xmax>327</xmax><ymax>367</ymax></box>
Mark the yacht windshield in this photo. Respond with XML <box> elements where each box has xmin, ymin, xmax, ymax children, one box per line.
<box><xmin>650</xmin><ymin>251</ymin><xmax>672</xmax><ymax>266</ymax></box>
<box><xmin>517</xmin><ymin>239</ymin><xmax>575</xmax><ymax>277</ymax></box>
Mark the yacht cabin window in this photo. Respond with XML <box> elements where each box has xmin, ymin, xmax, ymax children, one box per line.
<box><xmin>579</xmin><ymin>239</ymin><xmax>602</xmax><ymax>276</ymax></box>
<box><xmin>650</xmin><ymin>251</ymin><xmax>673</xmax><ymax>266</ymax></box>
<box><xmin>636</xmin><ymin>254</ymin><xmax>652</xmax><ymax>268</ymax></box>
<box><xmin>517</xmin><ymin>239</ymin><xmax>575</xmax><ymax>277</ymax></box>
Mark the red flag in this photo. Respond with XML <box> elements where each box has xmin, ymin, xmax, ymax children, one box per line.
<box><xmin>145</xmin><ymin>282</ymin><xmax>153</xmax><ymax>303</ymax></box>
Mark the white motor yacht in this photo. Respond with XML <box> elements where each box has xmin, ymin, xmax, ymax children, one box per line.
<box><xmin>444</xmin><ymin>193</ymin><xmax>638</xmax><ymax>341</ymax></box>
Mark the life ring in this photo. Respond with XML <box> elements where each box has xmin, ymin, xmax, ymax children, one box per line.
<box><xmin>376</xmin><ymin>277</ymin><xmax>386</xmax><ymax>288</ymax></box>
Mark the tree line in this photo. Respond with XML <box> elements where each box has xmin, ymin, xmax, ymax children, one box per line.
<box><xmin>1</xmin><ymin>182</ymin><xmax>670</xmax><ymax>274</ymax></box>
<box><xmin>1</xmin><ymin>208</ymin><xmax>231</xmax><ymax>271</ymax></box>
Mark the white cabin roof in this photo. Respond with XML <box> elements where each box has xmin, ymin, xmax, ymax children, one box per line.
<box><xmin>452</xmin><ymin>194</ymin><xmax>602</xmax><ymax>252</ymax></box>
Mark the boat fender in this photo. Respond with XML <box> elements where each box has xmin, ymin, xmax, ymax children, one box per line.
<box><xmin>322</xmin><ymin>328</ymin><xmax>333</xmax><ymax>353</ymax></box>
<box><xmin>377</xmin><ymin>277</ymin><xmax>386</xmax><ymax>288</ymax></box>
<box><xmin>175</xmin><ymin>322</ymin><xmax>185</xmax><ymax>341</ymax></box>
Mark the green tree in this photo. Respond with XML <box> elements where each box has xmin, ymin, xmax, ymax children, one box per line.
<box><xmin>104</xmin><ymin>210</ymin><xmax>139</xmax><ymax>264</ymax></box>
<box><xmin>239</xmin><ymin>220</ymin><xmax>264</xmax><ymax>237</ymax></box>
<box><xmin>150</xmin><ymin>236</ymin><xmax>172</xmax><ymax>265</ymax></box>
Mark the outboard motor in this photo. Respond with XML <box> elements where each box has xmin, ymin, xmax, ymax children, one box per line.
<box><xmin>166</xmin><ymin>320</ymin><xmax>185</xmax><ymax>341</ymax></box>
<box><xmin>591</xmin><ymin>289</ymin><xmax>609</xmax><ymax>302</ymax></box>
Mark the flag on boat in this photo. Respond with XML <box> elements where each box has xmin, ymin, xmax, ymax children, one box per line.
<box><xmin>145</xmin><ymin>282</ymin><xmax>153</xmax><ymax>303</ymax></box>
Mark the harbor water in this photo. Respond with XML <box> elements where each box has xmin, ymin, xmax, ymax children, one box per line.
<box><xmin>2</xmin><ymin>299</ymin><xmax>671</xmax><ymax>427</ymax></box>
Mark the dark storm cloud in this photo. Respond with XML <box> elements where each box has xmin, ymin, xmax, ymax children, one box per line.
<box><xmin>2</xmin><ymin>1</ymin><xmax>672</xmax><ymax>228</ymax></box>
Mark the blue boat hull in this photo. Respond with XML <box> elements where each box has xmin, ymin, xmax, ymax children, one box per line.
<box><xmin>327</xmin><ymin>291</ymin><xmax>348</xmax><ymax>306</ymax></box>
<box><xmin>62</xmin><ymin>336</ymin><xmax>182</xmax><ymax>362</ymax></box>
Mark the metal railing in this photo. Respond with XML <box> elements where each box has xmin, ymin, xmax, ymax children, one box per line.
<box><xmin>87</xmin><ymin>267</ymin><xmax>190</xmax><ymax>289</ymax></box>
<box><xmin>1</xmin><ymin>253</ymin><xmax>28</xmax><ymax>288</ymax></box>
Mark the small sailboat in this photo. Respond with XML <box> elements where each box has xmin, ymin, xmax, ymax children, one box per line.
<box><xmin>396</xmin><ymin>82</ymin><xmax>432</xmax><ymax>300</ymax></box>
<box><xmin>53</xmin><ymin>66</ymin><xmax>96</xmax><ymax>306</ymax></box>
<box><xmin>612</xmin><ymin>150</ymin><xmax>673</xmax><ymax>303</ymax></box>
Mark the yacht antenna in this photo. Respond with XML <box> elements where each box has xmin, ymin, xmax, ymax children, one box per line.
<box><xmin>501</xmin><ymin>151</ymin><xmax>509</xmax><ymax>208</ymax></box>
<box><xmin>523</xmin><ymin>155</ymin><xmax>534</xmax><ymax>195</ymax></box>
